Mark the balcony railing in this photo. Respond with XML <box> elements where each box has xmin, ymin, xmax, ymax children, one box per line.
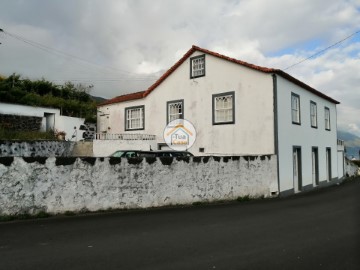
<box><xmin>337</xmin><ymin>139</ymin><xmax>344</xmax><ymax>146</ymax></box>
<box><xmin>95</xmin><ymin>133</ymin><xmax>156</xmax><ymax>141</ymax></box>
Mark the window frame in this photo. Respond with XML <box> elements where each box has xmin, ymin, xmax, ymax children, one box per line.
<box><xmin>310</xmin><ymin>101</ymin><xmax>317</xmax><ymax>128</ymax></box>
<box><xmin>325</xmin><ymin>107</ymin><xmax>331</xmax><ymax>131</ymax></box>
<box><xmin>212</xmin><ymin>91</ymin><xmax>235</xmax><ymax>125</ymax></box>
<box><xmin>124</xmin><ymin>105</ymin><xmax>145</xmax><ymax>131</ymax></box>
<box><xmin>291</xmin><ymin>93</ymin><xmax>301</xmax><ymax>125</ymax></box>
<box><xmin>166</xmin><ymin>99</ymin><xmax>184</xmax><ymax>124</ymax></box>
<box><xmin>190</xmin><ymin>54</ymin><xmax>206</xmax><ymax>79</ymax></box>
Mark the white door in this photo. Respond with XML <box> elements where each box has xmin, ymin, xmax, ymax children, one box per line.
<box><xmin>293</xmin><ymin>148</ymin><xmax>302</xmax><ymax>192</ymax></box>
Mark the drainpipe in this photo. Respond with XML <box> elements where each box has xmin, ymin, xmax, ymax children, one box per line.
<box><xmin>272</xmin><ymin>74</ymin><xmax>280</xmax><ymax>196</ymax></box>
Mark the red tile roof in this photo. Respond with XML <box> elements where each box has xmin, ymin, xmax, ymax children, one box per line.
<box><xmin>99</xmin><ymin>45</ymin><xmax>339</xmax><ymax>106</ymax></box>
<box><xmin>98</xmin><ymin>91</ymin><xmax>145</xmax><ymax>106</ymax></box>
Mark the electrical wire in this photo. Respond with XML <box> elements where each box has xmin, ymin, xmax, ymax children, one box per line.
<box><xmin>283</xmin><ymin>30</ymin><xmax>360</xmax><ymax>70</ymax></box>
<box><xmin>1</xmin><ymin>29</ymin><xmax>159</xmax><ymax>80</ymax></box>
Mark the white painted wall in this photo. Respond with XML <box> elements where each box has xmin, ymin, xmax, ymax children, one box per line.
<box><xmin>56</xmin><ymin>115</ymin><xmax>85</xmax><ymax>141</ymax></box>
<box><xmin>0</xmin><ymin>156</ymin><xmax>278</xmax><ymax>215</ymax></box>
<box><xmin>93</xmin><ymin>139</ymin><xmax>157</xmax><ymax>157</ymax></box>
<box><xmin>98</xmin><ymin>51</ymin><xmax>275</xmax><ymax>156</ymax></box>
<box><xmin>0</xmin><ymin>102</ymin><xmax>85</xmax><ymax>141</ymax></box>
<box><xmin>276</xmin><ymin>75</ymin><xmax>338</xmax><ymax>193</ymax></box>
<box><xmin>337</xmin><ymin>150</ymin><xmax>345</xmax><ymax>178</ymax></box>
<box><xmin>0</xmin><ymin>102</ymin><xmax>59</xmax><ymax>117</ymax></box>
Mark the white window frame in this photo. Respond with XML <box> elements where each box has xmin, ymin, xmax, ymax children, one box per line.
<box><xmin>190</xmin><ymin>54</ymin><xmax>205</xmax><ymax>79</ymax></box>
<box><xmin>125</xmin><ymin>105</ymin><xmax>145</xmax><ymax>131</ymax></box>
<box><xmin>310</xmin><ymin>101</ymin><xmax>317</xmax><ymax>128</ymax></box>
<box><xmin>325</xmin><ymin>107</ymin><xmax>331</xmax><ymax>130</ymax></box>
<box><xmin>212</xmin><ymin>91</ymin><xmax>235</xmax><ymax>125</ymax></box>
<box><xmin>167</xmin><ymin>99</ymin><xmax>184</xmax><ymax>124</ymax></box>
<box><xmin>291</xmin><ymin>93</ymin><xmax>301</xmax><ymax>124</ymax></box>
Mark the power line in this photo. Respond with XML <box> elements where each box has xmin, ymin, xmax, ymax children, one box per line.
<box><xmin>1</xmin><ymin>28</ymin><xmax>158</xmax><ymax>80</ymax></box>
<box><xmin>283</xmin><ymin>30</ymin><xmax>360</xmax><ymax>70</ymax></box>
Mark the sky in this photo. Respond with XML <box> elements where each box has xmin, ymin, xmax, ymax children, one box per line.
<box><xmin>0</xmin><ymin>0</ymin><xmax>359</xmax><ymax>136</ymax></box>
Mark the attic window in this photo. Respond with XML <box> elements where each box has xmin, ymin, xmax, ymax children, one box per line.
<box><xmin>190</xmin><ymin>55</ymin><xmax>205</xmax><ymax>79</ymax></box>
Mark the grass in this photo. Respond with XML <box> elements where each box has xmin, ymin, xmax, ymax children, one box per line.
<box><xmin>0</xmin><ymin>126</ymin><xmax>56</xmax><ymax>140</ymax></box>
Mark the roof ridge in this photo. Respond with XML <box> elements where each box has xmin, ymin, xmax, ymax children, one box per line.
<box><xmin>99</xmin><ymin>45</ymin><xmax>339</xmax><ymax>106</ymax></box>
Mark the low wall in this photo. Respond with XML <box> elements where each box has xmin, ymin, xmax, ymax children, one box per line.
<box><xmin>0</xmin><ymin>141</ymin><xmax>75</xmax><ymax>157</ymax></box>
<box><xmin>0</xmin><ymin>155</ymin><xmax>278</xmax><ymax>215</ymax></box>
<box><xmin>0</xmin><ymin>114</ymin><xmax>42</xmax><ymax>131</ymax></box>
<box><xmin>93</xmin><ymin>139</ymin><xmax>158</xmax><ymax>157</ymax></box>
<box><xmin>345</xmin><ymin>159</ymin><xmax>359</xmax><ymax>177</ymax></box>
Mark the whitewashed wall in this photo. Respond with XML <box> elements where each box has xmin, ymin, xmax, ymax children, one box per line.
<box><xmin>0</xmin><ymin>102</ymin><xmax>85</xmax><ymax>141</ymax></box>
<box><xmin>0</xmin><ymin>155</ymin><xmax>278</xmax><ymax>215</ymax></box>
<box><xmin>276</xmin><ymin>76</ymin><xmax>338</xmax><ymax>193</ymax></box>
<box><xmin>56</xmin><ymin>115</ymin><xmax>85</xmax><ymax>141</ymax></box>
<box><xmin>0</xmin><ymin>102</ymin><xmax>59</xmax><ymax>117</ymax></box>
<box><xmin>93</xmin><ymin>139</ymin><xmax>157</xmax><ymax>157</ymax></box>
<box><xmin>345</xmin><ymin>159</ymin><xmax>359</xmax><ymax>177</ymax></box>
<box><xmin>98</xmin><ymin>51</ymin><xmax>275</xmax><ymax>156</ymax></box>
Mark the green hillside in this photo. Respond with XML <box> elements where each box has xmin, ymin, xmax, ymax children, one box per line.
<box><xmin>338</xmin><ymin>130</ymin><xmax>360</xmax><ymax>159</ymax></box>
<box><xmin>0</xmin><ymin>74</ymin><xmax>96</xmax><ymax>122</ymax></box>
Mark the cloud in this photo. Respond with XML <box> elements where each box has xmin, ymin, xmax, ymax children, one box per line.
<box><xmin>0</xmin><ymin>0</ymin><xmax>359</xmax><ymax>133</ymax></box>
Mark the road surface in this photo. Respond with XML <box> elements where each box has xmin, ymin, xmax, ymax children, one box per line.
<box><xmin>0</xmin><ymin>178</ymin><xmax>359</xmax><ymax>269</ymax></box>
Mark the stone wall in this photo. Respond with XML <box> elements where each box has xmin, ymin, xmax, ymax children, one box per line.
<box><xmin>0</xmin><ymin>114</ymin><xmax>42</xmax><ymax>131</ymax></box>
<box><xmin>0</xmin><ymin>155</ymin><xmax>278</xmax><ymax>215</ymax></box>
<box><xmin>345</xmin><ymin>159</ymin><xmax>359</xmax><ymax>177</ymax></box>
<box><xmin>0</xmin><ymin>141</ymin><xmax>75</xmax><ymax>157</ymax></box>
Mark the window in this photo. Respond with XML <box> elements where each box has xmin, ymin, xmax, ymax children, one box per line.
<box><xmin>325</xmin><ymin>107</ymin><xmax>330</xmax><ymax>130</ymax></box>
<box><xmin>291</xmin><ymin>93</ymin><xmax>300</xmax><ymax>124</ymax></box>
<box><xmin>125</xmin><ymin>105</ymin><xmax>144</xmax><ymax>131</ymax></box>
<box><xmin>190</xmin><ymin>55</ymin><xmax>205</xmax><ymax>79</ymax></box>
<box><xmin>212</xmin><ymin>92</ymin><xmax>235</xmax><ymax>125</ymax></box>
<box><xmin>310</xmin><ymin>101</ymin><xmax>317</xmax><ymax>128</ymax></box>
<box><xmin>167</xmin><ymin>100</ymin><xmax>184</xmax><ymax>123</ymax></box>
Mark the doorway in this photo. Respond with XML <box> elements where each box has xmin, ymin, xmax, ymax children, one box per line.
<box><xmin>312</xmin><ymin>147</ymin><xmax>319</xmax><ymax>186</ymax></box>
<box><xmin>293</xmin><ymin>147</ymin><xmax>302</xmax><ymax>192</ymax></box>
<box><xmin>326</xmin><ymin>148</ymin><xmax>331</xmax><ymax>181</ymax></box>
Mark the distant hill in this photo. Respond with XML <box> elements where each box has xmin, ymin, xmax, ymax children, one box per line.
<box><xmin>337</xmin><ymin>130</ymin><xmax>360</xmax><ymax>159</ymax></box>
<box><xmin>91</xmin><ymin>95</ymin><xmax>107</xmax><ymax>104</ymax></box>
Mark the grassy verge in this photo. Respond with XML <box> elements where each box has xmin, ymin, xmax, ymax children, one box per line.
<box><xmin>0</xmin><ymin>127</ymin><xmax>56</xmax><ymax>140</ymax></box>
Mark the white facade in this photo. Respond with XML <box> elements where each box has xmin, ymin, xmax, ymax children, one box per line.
<box><xmin>0</xmin><ymin>102</ymin><xmax>85</xmax><ymax>141</ymax></box>
<box><xmin>275</xmin><ymin>76</ymin><xmax>338</xmax><ymax>193</ymax></box>
<box><xmin>99</xmin><ymin>51</ymin><xmax>275</xmax><ymax>156</ymax></box>
<box><xmin>98</xmin><ymin>46</ymin><xmax>341</xmax><ymax>195</ymax></box>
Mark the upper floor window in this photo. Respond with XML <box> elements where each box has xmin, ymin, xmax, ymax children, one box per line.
<box><xmin>291</xmin><ymin>93</ymin><xmax>301</xmax><ymax>125</ymax></box>
<box><xmin>190</xmin><ymin>55</ymin><xmax>205</xmax><ymax>79</ymax></box>
<box><xmin>125</xmin><ymin>105</ymin><xmax>144</xmax><ymax>131</ymax></box>
<box><xmin>310</xmin><ymin>101</ymin><xmax>317</xmax><ymax>128</ymax></box>
<box><xmin>212</xmin><ymin>91</ymin><xmax>235</xmax><ymax>125</ymax></box>
<box><xmin>167</xmin><ymin>99</ymin><xmax>184</xmax><ymax>123</ymax></box>
<box><xmin>325</xmin><ymin>107</ymin><xmax>331</xmax><ymax>130</ymax></box>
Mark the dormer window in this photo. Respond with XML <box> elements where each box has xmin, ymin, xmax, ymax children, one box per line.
<box><xmin>190</xmin><ymin>55</ymin><xmax>205</xmax><ymax>79</ymax></box>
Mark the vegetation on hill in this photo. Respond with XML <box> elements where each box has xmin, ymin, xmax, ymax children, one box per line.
<box><xmin>338</xmin><ymin>130</ymin><xmax>360</xmax><ymax>159</ymax></box>
<box><xmin>0</xmin><ymin>73</ymin><xmax>97</xmax><ymax>122</ymax></box>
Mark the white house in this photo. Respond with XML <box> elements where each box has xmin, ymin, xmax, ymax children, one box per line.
<box><xmin>97</xmin><ymin>45</ymin><xmax>344</xmax><ymax>196</ymax></box>
<box><xmin>0</xmin><ymin>102</ymin><xmax>85</xmax><ymax>141</ymax></box>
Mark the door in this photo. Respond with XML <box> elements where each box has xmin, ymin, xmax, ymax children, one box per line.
<box><xmin>293</xmin><ymin>147</ymin><xmax>302</xmax><ymax>192</ymax></box>
<box><xmin>326</xmin><ymin>148</ymin><xmax>331</xmax><ymax>181</ymax></box>
<box><xmin>312</xmin><ymin>148</ymin><xmax>319</xmax><ymax>186</ymax></box>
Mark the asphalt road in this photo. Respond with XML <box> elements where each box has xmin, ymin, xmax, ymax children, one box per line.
<box><xmin>1</xmin><ymin>178</ymin><xmax>359</xmax><ymax>270</ymax></box>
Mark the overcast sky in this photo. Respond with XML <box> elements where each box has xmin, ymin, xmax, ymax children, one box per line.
<box><xmin>0</xmin><ymin>0</ymin><xmax>359</xmax><ymax>135</ymax></box>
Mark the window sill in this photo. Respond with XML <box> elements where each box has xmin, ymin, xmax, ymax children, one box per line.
<box><xmin>125</xmin><ymin>128</ymin><xmax>145</xmax><ymax>131</ymax></box>
<box><xmin>213</xmin><ymin>121</ymin><xmax>235</xmax><ymax>125</ymax></box>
